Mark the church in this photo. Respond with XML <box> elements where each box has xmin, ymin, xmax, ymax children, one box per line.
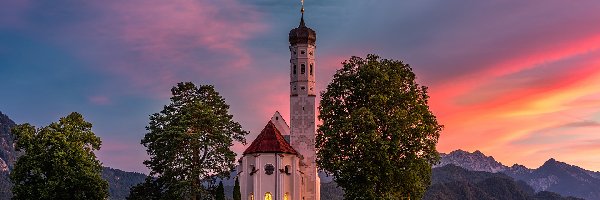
<box><xmin>236</xmin><ymin>5</ymin><xmax>321</xmax><ymax>200</ymax></box>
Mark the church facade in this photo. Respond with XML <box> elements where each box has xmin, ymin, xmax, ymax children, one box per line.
<box><xmin>237</xmin><ymin>9</ymin><xmax>320</xmax><ymax>200</ymax></box>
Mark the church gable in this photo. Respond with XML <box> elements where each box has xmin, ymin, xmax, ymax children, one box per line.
<box><xmin>243</xmin><ymin>121</ymin><xmax>298</xmax><ymax>155</ymax></box>
<box><xmin>270</xmin><ymin>111</ymin><xmax>290</xmax><ymax>136</ymax></box>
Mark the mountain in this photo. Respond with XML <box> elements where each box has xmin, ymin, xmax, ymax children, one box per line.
<box><xmin>316</xmin><ymin>164</ymin><xmax>580</xmax><ymax>200</ymax></box>
<box><xmin>425</xmin><ymin>164</ymin><xmax>581</xmax><ymax>200</ymax></box>
<box><xmin>102</xmin><ymin>167</ymin><xmax>147</xmax><ymax>200</ymax></box>
<box><xmin>505</xmin><ymin>159</ymin><xmax>600</xmax><ymax>200</ymax></box>
<box><xmin>438</xmin><ymin>150</ymin><xmax>600</xmax><ymax>200</ymax></box>
<box><xmin>436</xmin><ymin>149</ymin><xmax>508</xmax><ymax>172</ymax></box>
<box><xmin>0</xmin><ymin>111</ymin><xmax>17</xmax><ymax>172</ymax></box>
<box><xmin>0</xmin><ymin>111</ymin><xmax>16</xmax><ymax>199</ymax></box>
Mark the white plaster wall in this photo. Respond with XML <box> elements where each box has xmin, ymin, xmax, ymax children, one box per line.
<box><xmin>241</xmin><ymin>153</ymin><xmax>300</xmax><ymax>200</ymax></box>
<box><xmin>280</xmin><ymin>154</ymin><xmax>296</xmax><ymax>200</ymax></box>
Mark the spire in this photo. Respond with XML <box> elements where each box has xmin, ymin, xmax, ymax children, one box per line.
<box><xmin>300</xmin><ymin>0</ymin><xmax>305</xmax><ymax>27</ymax></box>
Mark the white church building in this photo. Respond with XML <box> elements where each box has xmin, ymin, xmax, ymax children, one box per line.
<box><xmin>237</xmin><ymin>6</ymin><xmax>320</xmax><ymax>200</ymax></box>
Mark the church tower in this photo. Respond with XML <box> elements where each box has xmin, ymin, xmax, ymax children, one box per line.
<box><xmin>288</xmin><ymin>3</ymin><xmax>320</xmax><ymax>200</ymax></box>
<box><xmin>238</xmin><ymin>3</ymin><xmax>320</xmax><ymax>200</ymax></box>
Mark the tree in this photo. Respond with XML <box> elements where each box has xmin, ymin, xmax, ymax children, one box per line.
<box><xmin>233</xmin><ymin>177</ymin><xmax>241</xmax><ymax>200</ymax></box>
<box><xmin>216</xmin><ymin>181</ymin><xmax>225</xmax><ymax>200</ymax></box>
<box><xmin>316</xmin><ymin>54</ymin><xmax>443</xmax><ymax>200</ymax></box>
<box><xmin>139</xmin><ymin>82</ymin><xmax>248</xmax><ymax>199</ymax></box>
<box><xmin>127</xmin><ymin>177</ymin><xmax>164</xmax><ymax>200</ymax></box>
<box><xmin>10</xmin><ymin>112</ymin><xmax>109</xmax><ymax>200</ymax></box>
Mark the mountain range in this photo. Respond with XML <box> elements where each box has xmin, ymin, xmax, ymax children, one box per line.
<box><xmin>318</xmin><ymin>164</ymin><xmax>582</xmax><ymax>200</ymax></box>
<box><xmin>437</xmin><ymin>149</ymin><xmax>600</xmax><ymax>200</ymax></box>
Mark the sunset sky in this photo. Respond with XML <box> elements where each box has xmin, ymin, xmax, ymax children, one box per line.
<box><xmin>2</xmin><ymin>0</ymin><xmax>600</xmax><ymax>173</ymax></box>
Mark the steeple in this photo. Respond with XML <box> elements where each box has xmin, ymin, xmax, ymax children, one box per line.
<box><xmin>300</xmin><ymin>0</ymin><xmax>305</xmax><ymax>27</ymax></box>
<box><xmin>289</xmin><ymin>0</ymin><xmax>316</xmax><ymax>46</ymax></box>
<box><xmin>300</xmin><ymin>13</ymin><xmax>305</xmax><ymax>27</ymax></box>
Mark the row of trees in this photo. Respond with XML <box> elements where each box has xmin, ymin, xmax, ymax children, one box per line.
<box><xmin>10</xmin><ymin>54</ymin><xmax>441</xmax><ymax>200</ymax></box>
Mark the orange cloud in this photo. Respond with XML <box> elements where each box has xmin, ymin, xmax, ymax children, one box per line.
<box><xmin>434</xmin><ymin>50</ymin><xmax>600</xmax><ymax>170</ymax></box>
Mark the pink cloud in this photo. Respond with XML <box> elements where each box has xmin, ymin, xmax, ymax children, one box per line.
<box><xmin>67</xmin><ymin>0</ymin><xmax>267</xmax><ymax>97</ymax></box>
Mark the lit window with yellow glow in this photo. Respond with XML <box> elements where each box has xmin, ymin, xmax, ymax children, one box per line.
<box><xmin>284</xmin><ymin>192</ymin><xmax>290</xmax><ymax>200</ymax></box>
<box><xmin>264</xmin><ymin>192</ymin><xmax>272</xmax><ymax>200</ymax></box>
<box><xmin>249</xmin><ymin>193</ymin><xmax>254</xmax><ymax>200</ymax></box>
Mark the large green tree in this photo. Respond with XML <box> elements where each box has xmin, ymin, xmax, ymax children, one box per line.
<box><xmin>317</xmin><ymin>54</ymin><xmax>443</xmax><ymax>199</ymax></box>
<box><xmin>138</xmin><ymin>82</ymin><xmax>248</xmax><ymax>199</ymax></box>
<box><xmin>10</xmin><ymin>112</ymin><xmax>108</xmax><ymax>200</ymax></box>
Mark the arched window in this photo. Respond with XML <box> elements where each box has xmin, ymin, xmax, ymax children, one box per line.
<box><xmin>293</xmin><ymin>64</ymin><xmax>297</xmax><ymax>75</ymax></box>
<box><xmin>264</xmin><ymin>192</ymin><xmax>272</xmax><ymax>200</ymax></box>
<box><xmin>284</xmin><ymin>192</ymin><xmax>290</xmax><ymax>200</ymax></box>
<box><xmin>249</xmin><ymin>193</ymin><xmax>254</xmax><ymax>200</ymax></box>
<box><xmin>310</xmin><ymin>64</ymin><xmax>313</xmax><ymax>75</ymax></box>
<box><xmin>301</xmin><ymin>64</ymin><xmax>305</xmax><ymax>74</ymax></box>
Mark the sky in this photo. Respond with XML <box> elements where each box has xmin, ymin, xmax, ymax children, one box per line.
<box><xmin>1</xmin><ymin>0</ymin><xmax>600</xmax><ymax>173</ymax></box>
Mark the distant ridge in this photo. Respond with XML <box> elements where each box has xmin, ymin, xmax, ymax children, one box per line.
<box><xmin>437</xmin><ymin>149</ymin><xmax>508</xmax><ymax>172</ymax></box>
<box><xmin>425</xmin><ymin>164</ymin><xmax>582</xmax><ymax>200</ymax></box>
<box><xmin>101</xmin><ymin>167</ymin><xmax>146</xmax><ymax>200</ymax></box>
<box><xmin>438</xmin><ymin>150</ymin><xmax>600</xmax><ymax>200</ymax></box>
<box><xmin>317</xmin><ymin>164</ymin><xmax>582</xmax><ymax>200</ymax></box>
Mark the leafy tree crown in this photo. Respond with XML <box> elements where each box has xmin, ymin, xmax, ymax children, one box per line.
<box><xmin>140</xmin><ymin>82</ymin><xmax>248</xmax><ymax>199</ymax></box>
<box><xmin>317</xmin><ymin>54</ymin><xmax>442</xmax><ymax>199</ymax></box>
<box><xmin>11</xmin><ymin>112</ymin><xmax>108</xmax><ymax>200</ymax></box>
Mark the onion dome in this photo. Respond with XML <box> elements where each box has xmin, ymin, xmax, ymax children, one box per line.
<box><xmin>289</xmin><ymin>12</ymin><xmax>316</xmax><ymax>46</ymax></box>
<box><xmin>243</xmin><ymin>121</ymin><xmax>298</xmax><ymax>155</ymax></box>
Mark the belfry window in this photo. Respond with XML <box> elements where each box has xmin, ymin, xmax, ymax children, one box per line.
<box><xmin>301</xmin><ymin>64</ymin><xmax>305</xmax><ymax>74</ymax></box>
<box><xmin>310</xmin><ymin>64</ymin><xmax>313</xmax><ymax>75</ymax></box>
<box><xmin>293</xmin><ymin>64</ymin><xmax>297</xmax><ymax>75</ymax></box>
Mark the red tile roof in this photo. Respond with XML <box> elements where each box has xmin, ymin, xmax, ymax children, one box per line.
<box><xmin>243</xmin><ymin>121</ymin><xmax>298</xmax><ymax>155</ymax></box>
